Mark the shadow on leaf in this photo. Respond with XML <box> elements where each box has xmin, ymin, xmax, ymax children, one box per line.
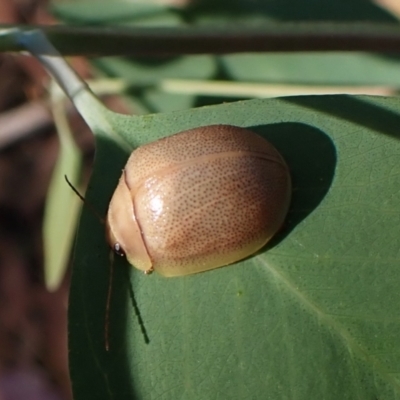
<box><xmin>252</xmin><ymin>122</ymin><xmax>336</xmax><ymax>248</ymax></box>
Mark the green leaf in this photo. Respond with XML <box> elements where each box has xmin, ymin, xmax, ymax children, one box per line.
<box><xmin>93</xmin><ymin>56</ymin><xmax>217</xmax><ymax>86</ymax></box>
<box><xmin>51</xmin><ymin>1</ymin><xmax>171</xmax><ymax>25</ymax></box>
<box><xmin>43</xmin><ymin>92</ymin><xmax>82</xmax><ymax>292</ymax></box>
<box><xmin>70</xmin><ymin>94</ymin><xmax>400</xmax><ymax>399</ymax></box>
<box><xmin>92</xmin><ymin>55</ymin><xmax>217</xmax><ymax>111</ymax></box>
<box><xmin>222</xmin><ymin>53</ymin><xmax>400</xmax><ymax>86</ymax></box>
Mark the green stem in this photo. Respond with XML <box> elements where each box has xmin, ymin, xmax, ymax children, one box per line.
<box><xmin>12</xmin><ymin>28</ymin><xmax>126</xmax><ymax>145</ymax></box>
<box><xmin>18</xmin><ymin>30</ymin><xmax>88</xmax><ymax>99</ymax></box>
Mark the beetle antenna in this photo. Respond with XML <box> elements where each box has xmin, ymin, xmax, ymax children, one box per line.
<box><xmin>64</xmin><ymin>175</ymin><xmax>118</xmax><ymax>350</ymax></box>
<box><xmin>64</xmin><ymin>175</ymin><xmax>105</xmax><ymax>224</ymax></box>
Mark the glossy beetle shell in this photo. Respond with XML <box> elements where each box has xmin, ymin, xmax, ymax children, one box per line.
<box><xmin>106</xmin><ymin>124</ymin><xmax>291</xmax><ymax>277</ymax></box>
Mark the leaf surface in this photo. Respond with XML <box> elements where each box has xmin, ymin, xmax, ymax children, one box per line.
<box><xmin>70</xmin><ymin>95</ymin><xmax>400</xmax><ymax>400</ymax></box>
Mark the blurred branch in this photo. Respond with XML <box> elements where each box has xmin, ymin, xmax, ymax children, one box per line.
<box><xmin>2</xmin><ymin>22</ymin><xmax>400</xmax><ymax>56</ymax></box>
<box><xmin>0</xmin><ymin>100</ymin><xmax>53</xmax><ymax>148</ymax></box>
<box><xmin>160</xmin><ymin>79</ymin><xmax>399</xmax><ymax>98</ymax></box>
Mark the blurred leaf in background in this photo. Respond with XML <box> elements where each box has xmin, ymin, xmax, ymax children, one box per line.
<box><xmin>18</xmin><ymin>0</ymin><xmax>400</xmax><ymax>399</ymax></box>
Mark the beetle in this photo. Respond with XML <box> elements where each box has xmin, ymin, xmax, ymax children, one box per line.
<box><xmin>106</xmin><ymin>124</ymin><xmax>291</xmax><ymax>277</ymax></box>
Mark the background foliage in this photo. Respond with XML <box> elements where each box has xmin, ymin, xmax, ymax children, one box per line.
<box><xmin>27</xmin><ymin>0</ymin><xmax>400</xmax><ymax>399</ymax></box>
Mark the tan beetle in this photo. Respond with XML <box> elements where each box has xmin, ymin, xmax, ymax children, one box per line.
<box><xmin>106</xmin><ymin>124</ymin><xmax>291</xmax><ymax>277</ymax></box>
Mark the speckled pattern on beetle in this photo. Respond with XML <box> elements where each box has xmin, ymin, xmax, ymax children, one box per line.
<box><xmin>106</xmin><ymin>124</ymin><xmax>291</xmax><ymax>277</ymax></box>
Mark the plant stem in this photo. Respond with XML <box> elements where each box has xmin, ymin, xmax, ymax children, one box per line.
<box><xmin>1</xmin><ymin>22</ymin><xmax>400</xmax><ymax>56</ymax></box>
<box><xmin>12</xmin><ymin>29</ymin><xmax>126</xmax><ymax>145</ymax></box>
